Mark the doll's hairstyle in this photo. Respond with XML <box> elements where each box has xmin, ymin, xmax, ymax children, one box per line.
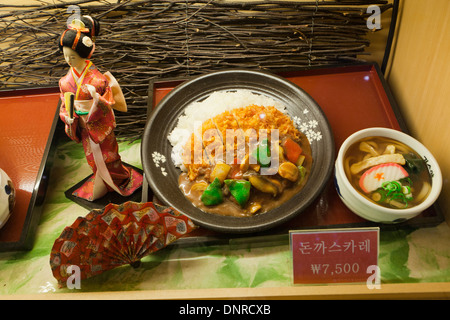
<box><xmin>58</xmin><ymin>15</ymin><xmax>100</xmax><ymax>59</ymax></box>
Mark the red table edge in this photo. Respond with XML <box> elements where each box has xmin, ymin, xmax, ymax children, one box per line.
<box><xmin>0</xmin><ymin>86</ymin><xmax>62</xmax><ymax>251</ymax></box>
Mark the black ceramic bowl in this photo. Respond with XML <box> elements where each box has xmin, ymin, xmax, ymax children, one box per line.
<box><xmin>141</xmin><ymin>69</ymin><xmax>334</xmax><ymax>233</ymax></box>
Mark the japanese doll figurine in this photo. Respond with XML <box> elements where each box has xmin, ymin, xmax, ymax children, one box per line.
<box><xmin>58</xmin><ymin>16</ymin><xmax>142</xmax><ymax>201</ymax></box>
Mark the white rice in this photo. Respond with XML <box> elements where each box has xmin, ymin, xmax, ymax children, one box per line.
<box><xmin>167</xmin><ymin>89</ymin><xmax>286</xmax><ymax>169</ymax></box>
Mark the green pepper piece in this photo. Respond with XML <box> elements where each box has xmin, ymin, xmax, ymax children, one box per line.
<box><xmin>252</xmin><ymin>138</ymin><xmax>271</xmax><ymax>167</ymax></box>
<box><xmin>298</xmin><ymin>165</ymin><xmax>306</xmax><ymax>180</ymax></box>
<box><xmin>224</xmin><ymin>179</ymin><xmax>251</xmax><ymax>208</ymax></box>
<box><xmin>201</xmin><ymin>178</ymin><xmax>223</xmax><ymax>206</ymax></box>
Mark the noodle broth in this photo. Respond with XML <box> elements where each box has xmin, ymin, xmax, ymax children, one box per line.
<box><xmin>343</xmin><ymin>136</ymin><xmax>432</xmax><ymax>209</ymax></box>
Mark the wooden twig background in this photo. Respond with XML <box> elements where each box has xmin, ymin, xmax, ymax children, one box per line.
<box><xmin>0</xmin><ymin>0</ymin><xmax>392</xmax><ymax>141</ymax></box>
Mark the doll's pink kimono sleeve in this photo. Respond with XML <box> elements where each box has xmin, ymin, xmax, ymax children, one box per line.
<box><xmin>85</xmin><ymin>84</ymin><xmax>116</xmax><ymax>144</ymax></box>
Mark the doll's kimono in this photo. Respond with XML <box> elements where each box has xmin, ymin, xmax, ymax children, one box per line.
<box><xmin>59</xmin><ymin>61</ymin><xmax>142</xmax><ymax>201</ymax></box>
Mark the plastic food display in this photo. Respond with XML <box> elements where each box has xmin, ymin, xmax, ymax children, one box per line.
<box><xmin>334</xmin><ymin>127</ymin><xmax>442</xmax><ymax>223</ymax></box>
<box><xmin>145</xmin><ymin>63</ymin><xmax>444</xmax><ymax>240</ymax></box>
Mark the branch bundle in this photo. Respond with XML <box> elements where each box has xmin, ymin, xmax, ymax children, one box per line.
<box><xmin>0</xmin><ymin>0</ymin><xmax>391</xmax><ymax>140</ymax></box>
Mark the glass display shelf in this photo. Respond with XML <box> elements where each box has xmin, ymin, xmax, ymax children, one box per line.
<box><xmin>1</xmin><ymin>64</ymin><xmax>449</xmax><ymax>299</ymax></box>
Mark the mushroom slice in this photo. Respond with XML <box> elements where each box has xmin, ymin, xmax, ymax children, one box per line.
<box><xmin>248</xmin><ymin>175</ymin><xmax>279</xmax><ymax>197</ymax></box>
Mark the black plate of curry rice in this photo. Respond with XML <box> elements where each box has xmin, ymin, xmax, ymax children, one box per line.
<box><xmin>142</xmin><ymin>69</ymin><xmax>334</xmax><ymax>233</ymax></box>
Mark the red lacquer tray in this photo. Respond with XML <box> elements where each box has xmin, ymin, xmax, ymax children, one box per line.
<box><xmin>0</xmin><ymin>87</ymin><xmax>61</xmax><ymax>251</ymax></box>
<box><xmin>145</xmin><ymin>63</ymin><xmax>443</xmax><ymax>242</ymax></box>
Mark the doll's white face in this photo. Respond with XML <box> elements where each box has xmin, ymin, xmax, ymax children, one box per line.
<box><xmin>63</xmin><ymin>47</ymin><xmax>85</xmax><ymax>71</ymax></box>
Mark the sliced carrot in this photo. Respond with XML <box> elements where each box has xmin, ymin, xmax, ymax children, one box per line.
<box><xmin>282</xmin><ymin>138</ymin><xmax>302</xmax><ymax>164</ymax></box>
